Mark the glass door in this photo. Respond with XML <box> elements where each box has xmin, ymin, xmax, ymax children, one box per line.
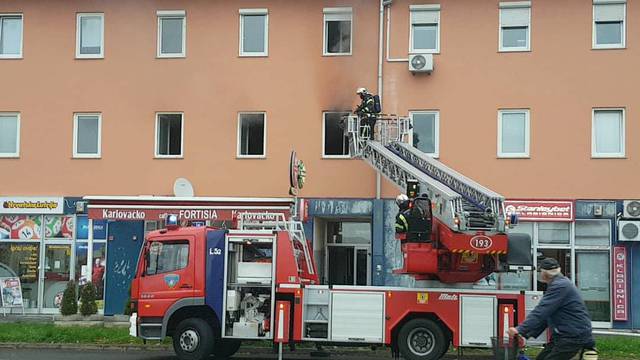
<box><xmin>41</xmin><ymin>244</ymin><xmax>72</xmax><ymax>311</ymax></box>
<box><xmin>327</xmin><ymin>245</ymin><xmax>370</xmax><ymax>286</ymax></box>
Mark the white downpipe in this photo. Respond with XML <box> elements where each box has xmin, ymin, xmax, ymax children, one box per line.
<box><xmin>386</xmin><ymin>6</ymin><xmax>408</xmax><ymax>62</ymax></box>
<box><xmin>376</xmin><ymin>0</ymin><xmax>385</xmax><ymax>200</ymax></box>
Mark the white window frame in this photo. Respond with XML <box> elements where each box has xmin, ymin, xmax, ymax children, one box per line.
<box><xmin>591</xmin><ymin>108</ymin><xmax>625</xmax><ymax>158</ymax></box>
<box><xmin>154</xmin><ymin>112</ymin><xmax>184</xmax><ymax>158</ymax></box>
<box><xmin>409</xmin><ymin>4</ymin><xmax>441</xmax><ymax>54</ymax></box>
<box><xmin>73</xmin><ymin>113</ymin><xmax>102</xmax><ymax>158</ymax></box>
<box><xmin>322</xmin><ymin>111</ymin><xmax>351</xmax><ymax>159</ymax></box>
<box><xmin>409</xmin><ymin>110</ymin><xmax>440</xmax><ymax>158</ymax></box>
<box><xmin>592</xmin><ymin>0</ymin><xmax>626</xmax><ymax>50</ymax></box>
<box><xmin>239</xmin><ymin>9</ymin><xmax>269</xmax><ymax>57</ymax></box>
<box><xmin>498</xmin><ymin>2</ymin><xmax>531</xmax><ymax>52</ymax></box>
<box><xmin>497</xmin><ymin>109</ymin><xmax>530</xmax><ymax>158</ymax></box>
<box><xmin>157</xmin><ymin>10</ymin><xmax>186</xmax><ymax>58</ymax></box>
<box><xmin>0</xmin><ymin>112</ymin><xmax>20</xmax><ymax>157</ymax></box>
<box><xmin>323</xmin><ymin>7</ymin><xmax>353</xmax><ymax>56</ymax></box>
<box><xmin>75</xmin><ymin>13</ymin><xmax>104</xmax><ymax>59</ymax></box>
<box><xmin>236</xmin><ymin>112</ymin><xmax>267</xmax><ymax>159</ymax></box>
<box><xmin>0</xmin><ymin>13</ymin><xmax>23</xmax><ymax>59</ymax></box>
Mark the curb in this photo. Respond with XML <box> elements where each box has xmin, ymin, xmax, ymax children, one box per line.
<box><xmin>0</xmin><ymin>343</ymin><xmax>173</xmax><ymax>352</ymax></box>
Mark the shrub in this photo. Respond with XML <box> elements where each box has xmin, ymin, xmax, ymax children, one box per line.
<box><xmin>60</xmin><ymin>280</ymin><xmax>78</xmax><ymax>316</ymax></box>
<box><xmin>79</xmin><ymin>282</ymin><xmax>98</xmax><ymax>316</ymax></box>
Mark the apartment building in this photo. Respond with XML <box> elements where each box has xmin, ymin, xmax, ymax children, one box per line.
<box><xmin>0</xmin><ymin>0</ymin><xmax>637</xmax><ymax>329</ymax></box>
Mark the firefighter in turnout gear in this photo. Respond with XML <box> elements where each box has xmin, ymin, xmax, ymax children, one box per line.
<box><xmin>395</xmin><ymin>194</ymin><xmax>410</xmax><ymax>234</ymax></box>
<box><xmin>355</xmin><ymin>87</ymin><xmax>378</xmax><ymax>138</ymax></box>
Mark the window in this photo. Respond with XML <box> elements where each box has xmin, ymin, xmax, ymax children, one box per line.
<box><xmin>538</xmin><ymin>222</ymin><xmax>570</xmax><ymax>245</ymax></box>
<box><xmin>0</xmin><ymin>14</ymin><xmax>22</xmax><ymax>58</ymax></box>
<box><xmin>157</xmin><ymin>10</ymin><xmax>186</xmax><ymax>58</ymax></box>
<box><xmin>146</xmin><ymin>241</ymin><xmax>189</xmax><ymax>275</ymax></box>
<box><xmin>155</xmin><ymin>113</ymin><xmax>183</xmax><ymax>157</ymax></box>
<box><xmin>499</xmin><ymin>2</ymin><xmax>531</xmax><ymax>52</ymax></box>
<box><xmin>0</xmin><ymin>112</ymin><xmax>20</xmax><ymax>157</ymax></box>
<box><xmin>498</xmin><ymin>109</ymin><xmax>529</xmax><ymax>158</ymax></box>
<box><xmin>239</xmin><ymin>9</ymin><xmax>268</xmax><ymax>56</ymax></box>
<box><xmin>237</xmin><ymin>112</ymin><xmax>266</xmax><ymax>157</ymax></box>
<box><xmin>410</xmin><ymin>5</ymin><xmax>440</xmax><ymax>53</ymax></box>
<box><xmin>410</xmin><ymin>111</ymin><xmax>439</xmax><ymax>157</ymax></box>
<box><xmin>73</xmin><ymin>113</ymin><xmax>101</xmax><ymax>158</ymax></box>
<box><xmin>575</xmin><ymin>219</ymin><xmax>610</xmax><ymax>247</ymax></box>
<box><xmin>576</xmin><ymin>251</ymin><xmax>611</xmax><ymax>322</ymax></box>
<box><xmin>593</xmin><ymin>0</ymin><xmax>625</xmax><ymax>49</ymax></box>
<box><xmin>323</xmin><ymin>7</ymin><xmax>352</xmax><ymax>56</ymax></box>
<box><xmin>323</xmin><ymin>112</ymin><xmax>350</xmax><ymax>157</ymax></box>
<box><xmin>76</xmin><ymin>13</ymin><xmax>104</xmax><ymax>58</ymax></box>
<box><xmin>592</xmin><ymin>108</ymin><xmax>624</xmax><ymax>158</ymax></box>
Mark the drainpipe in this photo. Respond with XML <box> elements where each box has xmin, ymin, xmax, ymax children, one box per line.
<box><xmin>377</xmin><ymin>0</ymin><xmax>391</xmax><ymax>200</ymax></box>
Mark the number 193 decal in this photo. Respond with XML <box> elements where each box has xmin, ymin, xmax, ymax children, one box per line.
<box><xmin>470</xmin><ymin>235</ymin><xmax>493</xmax><ymax>250</ymax></box>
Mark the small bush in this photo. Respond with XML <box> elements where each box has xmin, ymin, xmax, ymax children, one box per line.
<box><xmin>60</xmin><ymin>280</ymin><xmax>77</xmax><ymax>316</ymax></box>
<box><xmin>123</xmin><ymin>284</ymin><xmax>132</xmax><ymax>316</ymax></box>
<box><xmin>79</xmin><ymin>282</ymin><xmax>98</xmax><ymax>316</ymax></box>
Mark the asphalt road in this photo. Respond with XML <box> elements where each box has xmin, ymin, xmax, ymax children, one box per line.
<box><xmin>0</xmin><ymin>348</ymin><xmax>492</xmax><ymax>360</ymax></box>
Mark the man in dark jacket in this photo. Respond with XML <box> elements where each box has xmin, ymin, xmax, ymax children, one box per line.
<box><xmin>508</xmin><ymin>258</ymin><xmax>595</xmax><ymax>360</ymax></box>
<box><xmin>354</xmin><ymin>87</ymin><xmax>377</xmax><ymax>138</ymax></box>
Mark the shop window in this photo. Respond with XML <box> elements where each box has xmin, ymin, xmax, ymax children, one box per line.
<box><xmin>537</xmin><ymin>248</ymin><xmax>571</xmax><ymax>291</ymax></box>
<box><xmin>498</xmin><ymin>109</ymin><xmax>530</xmax><ymax>158</ymax></box>
<box><xmin>146</xmin><ymin>241</ymin><xmax>189</xmax><ymax>275</ymax></box>
<box><xmin>240</xmin><ymin>9</ymin><xmax>268</xmax><ymax>56</ymax></box>
<box><xmin>576</xmin><ymin>251</ymin><xmax>610</xmax><ymax>322</ymax></box>
<box><xmin>323</xmin><ymin>7</ymin><xmax>352</xmax><ymax>55</ymax></box>
<box><xmin>327</xmin><ymin>221</ymin><xmax>371</xmax><ymax>244</ymax></box>
<box><xmin>157</xmin><ymin>10</ymin><xmax>186</xmax><ymax>57</ymax></box>
<box><xmin>592</xmin><ymin>109</ymin><xmax>624</xmax><ymax>158</ymax></box>
<box><xmin>155</xmin><ymin>113</ymin><xmax>183</xmax><ymax>157</ymax></box>
<box><xmin>537</xmin><ymin>222</ymin><xmax>570</xmax><ymax>245</ymax></box>
<box><xmin>410</xmin><ymin>111</ymin><xmax>439</xmax><ymax>157</ymax></box>
<box><xmin>73</xmin><ymin>113</ymin><xmax>102</xmax><ymax>158</ymax></box>
<box><xmin>499</xmin><ymin>2</ymin><xmax>531</xmax><ymax>52</ymax></box>
<box><xmin>0</xmin><ymin>215</ymin><xmax>42</xmax><ymax>240</ymax></box>
<box><xmin>593</xmin><ymin>1</ymin><xmax>625</xmax><ymax>49</ymax></box>
<box><xmin>0</xmin><ymin>113</ymin><xmax>20</xmax><ymax>157</ymax></box>
<box><xmin>44</xmin><ymin>215</ymin><xmax>74</xmax><ymax>239</ymax></box>
<box><xmin>76</xmin><ymin>13</ymin><xmax>104</xmax><ymax>58</ymax></box>
<box><xmin>0</xmin><ymin>243</ymin><xmax>39</xmax><ymax>308</ymax></box>
<box><xmin>323</xmin><ymin>112</ymin><xmax>350</xmax><ymax>157</ymax></box>
<box><xmin>0</xmin><ymin>14</ymin><xmax>23</xmax><ymax>58</ymax></box>
<box><xmin>575</xmin><ymin>219</ymin><xmax>610</xmax><ymax>246</ymax></box>
<box><xmin>410</xmin><ymin>5</ymin><xmax>440</xmax><ymax>53</ymax></box>
<box><xmin>237</xmin><ymin>112</ymin><xmax>266</xmax><ymax>157</ymax></box>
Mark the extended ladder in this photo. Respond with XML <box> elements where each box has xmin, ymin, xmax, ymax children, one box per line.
<box><xmin>345</xmin><ymin>115</ymin><xmax>506</xmax><ymax>233</ymax></box>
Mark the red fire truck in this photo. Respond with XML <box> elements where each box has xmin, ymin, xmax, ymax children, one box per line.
<box><xmin>128</xmin><ymin>117</ymin><xmax>539</xmax><ymax>360</ymax></box>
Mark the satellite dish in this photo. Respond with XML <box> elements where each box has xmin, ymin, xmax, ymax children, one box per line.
<box><xmin>173</xmin><ymin>178</ymin><xmax>195</xmax><ymax>197</ymax></box>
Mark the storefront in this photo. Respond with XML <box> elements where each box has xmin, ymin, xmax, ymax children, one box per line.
<box><xmin>0</xmin><ymin>197</ymin><xmax>107</xmax><ymax>314</ymax></box>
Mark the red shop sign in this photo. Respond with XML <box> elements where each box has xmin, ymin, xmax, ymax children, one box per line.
<box><xmin>613</xmin><ymin>246</ymin><xmax>628</xmax><ymax>321</ymax></box>
<box><xmin>88</xmin><ymin>208</ymin><xmax>289</xmax><ymax>222</ymax></box>
<box><xmin>504</xmin><ymin>200</ymin><xmax>574</xmax><ymax>222</ymax></box>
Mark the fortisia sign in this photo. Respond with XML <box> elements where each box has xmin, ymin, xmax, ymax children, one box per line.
<box><xmin>93</xmin><ymin>208</ymin><xmax>288</xmax><ymax>221</ymax></box>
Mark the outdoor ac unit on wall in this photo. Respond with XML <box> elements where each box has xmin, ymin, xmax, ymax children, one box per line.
<box><xmin>623</xmin><ymin>200</ymin><xmax>640</xmax><ymax>218</ymax></box>
<box><xmin>409</xmin><ymin>53</ymin><xmax>434</xmax><ymax>73</ymax></box>
<box><xmin>619</xmin><ymin>220</ymin><xmax>640</xmax><ymax>241</ymax></box>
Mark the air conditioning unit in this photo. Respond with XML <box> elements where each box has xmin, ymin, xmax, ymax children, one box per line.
<box><xmin>409</xmin><ymin>53</ymin><xmax>434</xmax><ymax>73</ymax></box>
<box><xmin>619</xmin><ymin>220</ymin><xmax>640</xmax><ymax>241</ymax></box>
<box><xmin>623</xmin><ymin>200</ymin><xmax>640</xmax><ymax>218</ymax></box>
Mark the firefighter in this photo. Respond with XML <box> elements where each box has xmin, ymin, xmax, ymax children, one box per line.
<box><xmin>395</xmin><ymin>194</ymin><xmax>410</xmax><ymax>234</ymax></box>
<box><xmin>354</xmin><ymin>87</ymin><xmax>378</xmax><ymax>138</ymax></box>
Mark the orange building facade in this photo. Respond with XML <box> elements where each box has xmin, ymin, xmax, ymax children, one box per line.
<box><xmin>0</xmin><ymin>0</ymin><xmax>638</xmax><ymax>329</ymax></box>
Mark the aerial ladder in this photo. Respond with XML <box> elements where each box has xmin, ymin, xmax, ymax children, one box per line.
<box><xmin>345</xmin><ymin>115</ymin><xmax>531</xmax><ymax>283</ymax></box>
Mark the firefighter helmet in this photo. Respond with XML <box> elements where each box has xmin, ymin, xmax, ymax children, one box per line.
<box><xmin>395</xmin><ymin>194</ymin><xmax>409</xmax><ymax>208</ymax></box>
<box><xmin>356</xmin><ymin>87</ymin><xmax>367</xmax><ymax>95</ymax></box>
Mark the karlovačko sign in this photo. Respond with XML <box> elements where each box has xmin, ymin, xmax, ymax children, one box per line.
<box><xmin>89</xmin><ymin>208</ymin><xmax>289</xmax><ymax>221</ymax></box>
<box><xmin>504</xmin><ymin>200</ymin><xmax>574</xmax><ymax>222</ymax></box>
<box><xmin>0</xmin><ymin>197</ymin><xmax>64</xmax><ymax>214</ymax></box>
<box><xmin>613</xmin><ymin>246</ymin><xmax>628</xmax><ymax>321</ymax></box>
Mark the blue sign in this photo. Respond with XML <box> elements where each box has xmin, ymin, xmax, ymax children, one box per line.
<box><xmin>77</xmin><ymin>217</ymin><xmax>108</xmax><ymax>240</ymax></box>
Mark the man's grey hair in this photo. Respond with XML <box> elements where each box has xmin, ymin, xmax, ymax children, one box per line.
<box><xmin>542</xmin><ymin>267</ymin><xmax>562</xmax><ymax>277</ymax></box>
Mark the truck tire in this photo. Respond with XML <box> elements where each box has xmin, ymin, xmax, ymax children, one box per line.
<box><xmin>173</xmin><ymin>318</ymin><xmax>215</xmax><ymax>360</ymax></box>
<box><xmin>397</xmin><ymin>318</ymin><xmax>447</xmax><ymax>360</ymax></box>
<box><xmin>212</xmin><ymin>338</ymin><xmax>241</xmax><ymax>359</ymax></box>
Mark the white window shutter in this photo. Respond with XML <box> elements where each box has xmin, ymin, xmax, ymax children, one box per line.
<box><xmin>594</xmin><ymin>4</ymin><xmax>625</xmax><ymax>22</ymax></box>
<box><xmin>500</xmin><ymin>7</ymin><xmax>530</xmax><ymax>27</ymax></box>
<box><xmin>412</xmin><ymin>10</ymin><xmax>439</xmax><ymax>24</ymax></box>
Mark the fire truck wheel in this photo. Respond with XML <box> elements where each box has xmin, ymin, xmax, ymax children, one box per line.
<box><xmin>397</xmin><ymin>318</ymin><xmax>447</xmax><ymax>360</ymax></box>
<box><xmin>212</xmin><ymin>338</ymin><xmax>241</xmax><ymax>359</ymax></box>
<box><xmin>173</xmin><ymin>318</ymin><xmax>215</xmax><ymax>360</ymax></box>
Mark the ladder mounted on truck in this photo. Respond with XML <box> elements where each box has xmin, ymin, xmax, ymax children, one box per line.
<box><xmin>345</xmin><ymin>115</ymin><xmax>507</xmax><ymax>234</ymax></box>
